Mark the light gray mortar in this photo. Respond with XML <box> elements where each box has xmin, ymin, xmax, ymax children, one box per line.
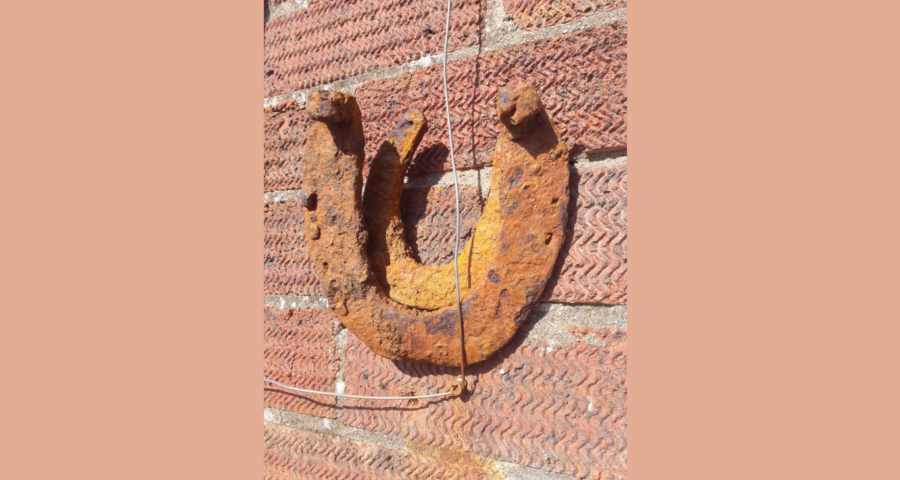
<box><xmin>264</xmin><ymin>407</ymin><xmax>579</xmax><ymax>480</ymax></box>
<box><xmin>499</xmin><ymin>463</ymin><xmax>582</xmax><ymax>480</ymax></box>
<box><xmin>268</xmin><ymin>0</ymin><xmax>314</xmax><ymax>21</ymax></box>
<box><xmin>483</xmin><ymin>0</ymin><xmax>518</xmax><ymax>44</ymax></box>
<box><xmin>572</xmin><ymin>150</ymin><xmax>627</xmax><ymax>168</ymax></box>
<box><xmin>525</xmin><ymin>304</ymin><xmax>626</xmax><ymax>347</ymax></box>
<box><xmin>263</xmin><ymin>7</ymin><xmax>627</xmax><ymax>109</ymax></box>
<box><xmin>263</xmin><ymin>294</ymin><xmax>328</xmax><ymax>310</ymax></box>
<box><xmin>264</xmin><ymin>189</ymin><xmax>305</xmax><ymax>204</ymax></box>
<box><xmin>333</xmin><ymin>329</ymin><xmax>348</xmax><ymax>408</ymax></box>
<box><xmin>402</xmin><ymin>166</ymin><xmax>492</xmax><ymax>200</ymax></box>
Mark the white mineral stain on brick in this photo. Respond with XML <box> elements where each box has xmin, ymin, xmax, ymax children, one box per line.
<box><xmin>416</xmin><ymin>56</ymin><xmax>434</xmax><ymax>68</ymax></box>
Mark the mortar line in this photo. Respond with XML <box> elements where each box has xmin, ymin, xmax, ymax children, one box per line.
<box><xmin>267</xmin><ymin>0</ymin><xmax>314</xmax><ymax>21</ymax></box>
<box><xmin>263</xmin><ymin>151</ymin><xmax>627</xmax><ymax>203</ymax></box>
<box><xmin>263</xmin><ymin>7</ymin><xmax>627</xmax><ymax>109</ymax></box>
<box><xmin>264</xmin><ymin>406</ymin><xmax>580</xmax><ymax>480</ymax></box>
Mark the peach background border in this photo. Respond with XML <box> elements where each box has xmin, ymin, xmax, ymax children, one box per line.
<box><xmin>629</xmin><ymin>1</ymin><xmax>899</xmax><ymax>478</ymax></box>
<box><xmin>1</xmin><ymin>1</ymin><xmax>898</xmax><ymax>478</ymax></box>
<box><xmin>1</xmin><ymin>1</ymin><xmax>260</xmax><ymax>478</ymax></box>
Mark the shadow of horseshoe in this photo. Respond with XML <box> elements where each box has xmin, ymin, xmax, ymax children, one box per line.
<box><xmin>300</xmin><ymin>83</ymin><xmax>570</xmax><ymax>367</ymax></box>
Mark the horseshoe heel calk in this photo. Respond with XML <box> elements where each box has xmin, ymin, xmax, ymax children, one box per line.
<box><xmin>301</xmin><ymin>84</ymin><xmax>569</xmax><ymax>366</ymax></box>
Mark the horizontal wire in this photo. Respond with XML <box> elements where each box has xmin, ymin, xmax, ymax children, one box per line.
<box><xmin>263</xmin><ymin>378</ymin><xmax>452</xmax><ymax>400</ymax></box>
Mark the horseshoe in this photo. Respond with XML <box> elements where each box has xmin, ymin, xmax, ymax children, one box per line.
<box><xmin>300</xmin><ymin>83</ymin><xmax>569</xmax><ymax>366</ymax></box>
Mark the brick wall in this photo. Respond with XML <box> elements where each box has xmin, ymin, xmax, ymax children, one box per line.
<box><xmin>263</xmin><ymin>1</ymin><xmax>627</xmax><ymax>478</ymax></box>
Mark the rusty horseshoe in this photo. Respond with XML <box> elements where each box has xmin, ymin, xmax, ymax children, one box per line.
<box><xmin>300</xmin><ymin>83</ymin><xmax>569</xmax><ymax>367</ymax></box>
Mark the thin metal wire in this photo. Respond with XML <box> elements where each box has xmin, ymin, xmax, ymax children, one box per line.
<box><xmin>264</xmin><ymin>379</ymin><xmax>452</xmax><ymax>400</ymax></box>
<box><xmin>442</xmin><ymin>0</ymin><xmax>467</xmax><ymax>383</ymax></box>
<box><xmin>261</xmin><ymin>0</ymin><xmax>466</xmax><ymax>401</ymax></box>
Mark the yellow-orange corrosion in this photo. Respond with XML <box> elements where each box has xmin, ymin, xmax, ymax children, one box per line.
<box><xmin>363</xmin><ymin>110</ymin><xmax>501</xmax><ymax>311</ymax></box>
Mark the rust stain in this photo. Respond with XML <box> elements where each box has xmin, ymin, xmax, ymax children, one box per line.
<box><xmin>300</xmin><ymin>84</ymin><xmax>569</xmax><ymax>366</ymax></box>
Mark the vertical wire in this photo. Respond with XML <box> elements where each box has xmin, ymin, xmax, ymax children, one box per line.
<box><xmin>442</xmin><ymin>0</ymin><xmax>466</xmax><ymax>383</ymax></box>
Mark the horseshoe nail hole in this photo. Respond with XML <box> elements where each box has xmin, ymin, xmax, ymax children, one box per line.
<box><xmin>551</xmin><ymin>197</ymin><xmax>559</xmax><ymax>204</ymax></box>
<box><xmin>301</xmin><ymin>191</ymin><xmax>317</xmax><ymax>210</ymax></box>
<box><xmin>544</xmin><ymin>232</ymin><xmax>553</xmax><ymax>245</ymax></box>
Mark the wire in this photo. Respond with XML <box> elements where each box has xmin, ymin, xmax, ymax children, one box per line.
<box><xmin>264</xmin><ymin>379</ymin><xmax>452</xmax><ymax>400</ymax></box>
<box><xmin>442</xmin><ymin>0</ymin><xmax>467</xmax><ymax>383</ymax></box>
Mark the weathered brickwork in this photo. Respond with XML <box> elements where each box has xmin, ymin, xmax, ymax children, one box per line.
<box><xmin>265</xmin><ymin>201</ymin><xmax>320</xmax><ymax>296</ymax></box>
<box><xmin>502</xmin><ymin>0</ymin><xmax>626</xmax><ymax>30</ymax></box>
<box><xmin>340</xmin><ymin>327</ymin><xmax>627</xmax><ymax>479</ymax></box>
<box><xmin>264</xmin><ymin>101</ymin><xmax>307</xmax><ymax>192</ymax></box>
<box><xmin>547</xmin><ymin>164</ymin><xmax>627</xmax><ymax>304</ymax></box>
<box><xmin>264</xmin><ymin>308</ymin><xmax>341</xmax><ymax>417</ymax></box>
<box><xmin>400</xmin><ymin>185</ymin><xmax>484</xmax><ymax>266</ymax></box>
<box><xmin>264</xmin><ymin>0</ymin><xmax>485</xmax><ymax>97</ymax></box>
<box><xmin>356</xmin><ymin>22</ymin><xmax>627</xmax><ymax>175</ymax></box>
<box><xmin>264</xmin><ymin>423</ymin><xmax>490</xmax><ymax>479</ymax></box>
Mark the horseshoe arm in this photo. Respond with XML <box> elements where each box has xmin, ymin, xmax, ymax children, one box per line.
<box><xmin>301</xmin><ymin>85</ymin><xmax>569</xmax><ymax>366</ymax></box>
<box><xmin>363</xmin><ymin>84</ymin><xmax>568</xmax><ymax>312</ymax></box>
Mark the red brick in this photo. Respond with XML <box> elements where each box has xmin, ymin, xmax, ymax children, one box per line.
<box><xmin>264</xmin><ymin>101</ymin><xmax>307</xmax><ymax>192</ymax></box>
<box><xmin>265</xmin><ymin>201</ymin><xmax>320</xmax><ymax>296</ymax></box>
<box><xmin>263</xmin><ymin>0</ymin><xmax>485</xmax><ymax>97</ymax></box>
<box><xmin>355</xmin><ymin>22</ymin><xmax>627</xmax><ymax>175</ymax></box>
<box><xmin>546</xmin><ymin>164</ymin><xmax>627</xmax><ymax>304</ymax></box>
<box><xmin>340</xmin><ymin>328</ymin><xmax>627</xmax><ymax>479</ymax></box>
<box><xmin>264</xmin><ymin>423</ymin><xmax>489</xmax><ymax>479</ymax></box>
<box><xmin>503</xmin><ymin>0</ymin><xmax>626</xmax><ymax>30</ymax></box>
<box><xmin>400</xmin><ymin>185</ymin><xmax>484</xmax><ymax>266</ymax></box>
<box><xmin>263</xmin><ymin>308</ymin><xmax>341</xmax><ymax>417</ymax></box>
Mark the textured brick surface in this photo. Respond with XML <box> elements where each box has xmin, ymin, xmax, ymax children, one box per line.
<box><xmin>340</xmin><ymin>327</ymin><xmax>627</xmax><ymax>479</ymax></box>
<box><xmin>503</xmin><ymin>0</ymin><xmax>626</xmax><ymax>30</ymax></box>
<box><xmin>264</xmin><ymin>166</ymin><xmax>626</xmax><ymax>305</ymax></box>
<box><xmin>546</xmin><ymin>164</ymin><xmax>627</xmax><ymax>304</ymax></box>
<box><xmin>264</xmin><ymin>423</ymin><xmax>490</xmax><ymax>479</ymax></box>
<box><xmin>265</xmin><ymin>101</ymin><xmax>307</xmax><ymax>192</ymax></box>
<box><xmin>265</xmin><ymin>201</ymin><xmax>320</xmax><ymax>296</ymax></box>
<box><xmin>263</xmin><ymin>308</ymin><xmax>341</xmax><ymax>417</ymax></box>
<box><xmin>400</xmin><ymin>185</ymin><xmax>484</xmax><ymax>266</ymax></box>
<box><xmin>356</xmin><ymin>22</ymin><xmax>627</xmax><ymax>176</ymax></box>
<box><xmin>263</xmin><ymin>0</ymin><xmax>484</xmax><ymax>97</ymax></box>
